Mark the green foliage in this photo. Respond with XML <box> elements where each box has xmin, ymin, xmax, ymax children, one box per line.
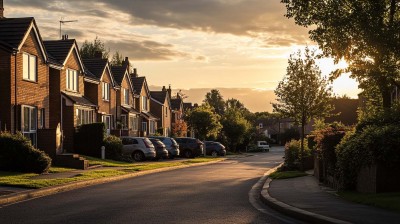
<box><xmin>204</xmin><ymin>89</ymin><xmax>225</xmax><ymax>115</ymax></box>
<box><xmin>269</xmin><ymin>170</ymin><xmax>308</xmax><ymax>179</ymax></box>
<box><xmin>279</xmin><ymin>127</ymin><xmax>300</xmax><ymax>145</ymax></box>
<box><xmin>221</xmin><ymin>108</ymin><xmax>252</xmax><ymax>152</ymax></box>
<box><xmin>75</xmin><ymin>123</ymin><xmax>105</xmax><ymax>158</ymax></box>
<box><xmin>282</xmin><ymin>139</ymin><xmax>311</xmax><ymax>170</ymax></box>
<box><xmin>0</xmin><ymin>132</ymin><xmax>51</xmax><ymax>174</ymax></box>
<box><xmin>282</xmin><ymin>0</ymin><xmax>400</xmax><ymax>109</ymax></box>
<box><xmin>273</xmin><ymin>47</ymin><xmax>334</xmax><ymax>154</ymax></box>
<box><xmin>110</xmin><ymin>51</ymin><xmax>124</xmax><ymax>66</ymax></box>
<box><xmin>186</xmin><ymin>104</ymin><xmax>222</xmax><ymax>140</ymax></box>
<box><xmin>79</xmin><ymin>36</ymin><xmax>110</xmax><ymax>59</ymax></box>
<box><xmin>103</xmin><ymin>135</ymin><xmax>123</xmax><ymax>160</ymax></box>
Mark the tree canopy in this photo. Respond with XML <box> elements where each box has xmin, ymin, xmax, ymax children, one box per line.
<box><xmin>281</xmin><ymin>0</ymin><xmax>400</xmax><ymax>109</ymax></box>
<box><xmin>204</xmin><ymin>89</ymin><xmax>225</xmax><ymax>115</ymax></box>
<box><xmin>273</xmin><ymin>47</ymin><xmax>334</xmax><ymax>155</ymax></box>
<box><xmin>80</xmin><ymin>36</ymin><xmax>110</xmax><ymax>59</ymax></box>
<box><xmin>221</xmin><ymin>108</ymin><xmax>252</xmax><ymax>152</ymax></box>
<box><xmin>185</xmin><ymin>104</ymin><xmax>222</xmax><ymax>140</ymax></box>
<box><xmin>110</xmin><ymin>51</ymin><xmax>124</xmax><ymax>66</ymax></box>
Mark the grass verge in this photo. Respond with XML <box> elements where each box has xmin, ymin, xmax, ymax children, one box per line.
<box><xmin>338</xmin><ymin>191</ymin><xmax>400</xmax><ymax>213</ymax></box>
<box><xmin>0</xmin><ymin>157</ymin><xmax>223</xmax><ymax>189</ymax></box>
<box><xmin>269</xmin><ymin>170</ymin><xmax>308</xmax><ymax>179</ymax></box>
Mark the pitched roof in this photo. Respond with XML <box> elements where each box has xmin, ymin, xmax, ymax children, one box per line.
<box><xmin>171</xmin><ymin>98</ymin><xmax>183</xmax><ymax>110</ymax></box>
<box><xmin>111</xmin><ymin>64</ymin><xmax>128</xmax><ymax>85</ymax></box>
<box><xmin>82</xmin><ymin>58</ymin><xmax>109</xmax><ymax>80</ymax></box>
<box><xmin>131</xmin><ymin>76</ymin><xmax>146</xmax><ymax>94</ymax></box>
<box><xmin>0</xmin><ymin>17</ymin><xmax>33</xmax><ymax>48</ymax></box>
<box><xmin>151</xmin><ymin>91</ymin><xmax>167</xmax><ymax>104</ymax></box>
<box><xmin>43</xmin><ymin>39</ymin><xmax>75</xmax><ymax>64</ymax></box>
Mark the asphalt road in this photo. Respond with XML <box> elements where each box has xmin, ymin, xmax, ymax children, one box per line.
<box><xmin>0</xmin><ymin>147</ymin><xmax>301</xmax><ymax>224</ymax></box>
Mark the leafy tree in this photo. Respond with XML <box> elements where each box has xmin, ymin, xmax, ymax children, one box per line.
<box><xmin>221</xmin><ymin>108</ymin><xmax>252</xmax><ymax>152</ymax></box>
<box><xmin>272</xmin><ymin>47</ymin><xmax>334</xmax><ymax>162</ymax></box>
<box><xmin>80</xmin><ymin>36</ymin><xmax>110</xmax><ymax>59</ymax></box>
<box><xmin>204</xmin><ymin>89</ymin><xmax>225</xmax><ymax>115</ymax></box>
<box><xmin>172</xmin><ymin>120</ymin><xmax>188</xmax><ymax>137</ymax></box>
<box><xmin>282</xmin><ymin>0</ymin><xmax>400</xmax><ymax>109</ymax></box>
<box><xmin>110</xmin><ymin>51</ymin><xmax>124</xmax><ymax>66</ymax></box>
<box><xmin>185</xmin><ymin>104</ymin><xmax>222</xmax><ymax>140</ymax></box>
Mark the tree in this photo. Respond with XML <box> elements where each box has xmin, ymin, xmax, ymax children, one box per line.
<box><xmin>80</xmin><ymin>36</ymin><xmax>110</xmax><ymax>59</ymax></box>
<box><xmin>110</xmin><ymin>51</ymin><xmax>124</xmax><ymax>66</ymax></box>
<box><xmin>221</xmin><ymin>108</ymin><xmax>252</xmax><ymax>152</ymax></box>
<box><xmin>204</xmin><ymin>89</ymin><xmax>225</xmax><ymax>115</ymax></box>
<box><xmin>185</xmin><ymin>104</ymin><xmax>222</xmax><ymax>140</ymax></box>
<box><xmin>282</xmin><ymin>0</ymin><xmax>400</xmax><ymax>109</ymax></box>
<box><xmin>272</xmin><ymin>47</ymin><xmax>334</xmax><ymax>163</ymax></box>
<box><xmin>172</xmin><ymin>120</ymin><xmax>188</xmax><ymax>137</ymax></box>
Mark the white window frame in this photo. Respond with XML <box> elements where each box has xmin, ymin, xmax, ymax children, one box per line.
<box><xmin>130</xmin><ymin>116</ymin><xmax>139</xmax><ymax>131</ymax></box>
<box><xmin>21</xmin><ymin>105</ymin><xmax>37</xmax><ymax>146</ymax></box>
<box><xmin>23</xmin><ymin>53</ymin><xmax>37</xmax><ymax>82</ymax></box>
<box><xmin>149</xmin><ymin>120</ymin><xmax>156</xmax><ymax>135</ymax></box>
<box><xmin>120</xmin><ymin>115</ymin><xmax>128</xmax><ymax>130</ymax></box>
<box><xmin>141</xmin><ymin>96</ymin><xmax>148</xmax><ymax>111</ymax></box>
<box><xmin>141</xmin><ymin>122</ymin><xmax>147</xmax><ymax>133</ymax></box>
<box><xmin>76</xmin><ymin>109</ymin><xmax>94</xmax><ymax>126</ymax></box>
<box><xmin>123</xmin><ymin>88</ymin><xmax>129</xmax><ymax>105</ymax></box>
<box><xmin>102</xmin><ymin>82</ymin><xmax>110</xmax><ymax>101</ymax></box>
<box><xmin>66</xmin><ymin>69</ymin><xmax>78</xmax><ymax>92</ymax></box>
<box><xmin>102</xmin><ymin>115</ymin><xmax>112</xmax><ymax>135</ymax></box>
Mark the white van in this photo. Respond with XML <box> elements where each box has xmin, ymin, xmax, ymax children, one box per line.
<box><xmin>257</xmin><ymin>141</ymin><xmax>270</xmax><ymax>152</ymax></box>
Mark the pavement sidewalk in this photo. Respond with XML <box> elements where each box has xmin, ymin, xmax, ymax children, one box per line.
<box><xmin>261</xmin><ymin>173</ymin><xmax>400</xmax><ymax>224</ymax></box>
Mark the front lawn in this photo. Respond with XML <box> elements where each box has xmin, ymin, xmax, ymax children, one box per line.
<box><xmin>269</xmin><ymin>170</ymin><xmax>308</xmax><ymax>179</ymax></box>
<box><xmin>338</xmin><ymin>191</ymin><xmax>400</xmax><ymax>213</ymax></box>
<box><xmin>0</xmin><ymin>157</ymin><xmax>223</xmax><ymax>189</ymax></box>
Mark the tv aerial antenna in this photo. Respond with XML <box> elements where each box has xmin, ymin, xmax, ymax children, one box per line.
<box><xmin>59</xmin><ymin>18</ymin><xmax>78</xmax><ymax>39</ymax></box>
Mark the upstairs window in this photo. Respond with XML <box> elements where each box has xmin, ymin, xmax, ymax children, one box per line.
<box><xmin>102</xmin><ymin>82</ymin><xmax>110</xmax><ymax>101</ymax></box>
<box><xmin>66</xmin><ymin>69</ymin><xmax>78</xmax><ymax>92</ymax></box>
<box><xmin>141</xmin><ymin>96</ymin><xmax>148</xmax><ymax>111</ymax></box>
<box><xmin>23</xmin><ymin>53</ymin><xmax>37</xmax><ymax>82</ymax></box>
<box><xmin>123</xmin><ymin>88</ymin><xmax>129</xmax><ymax>105</ymax></box>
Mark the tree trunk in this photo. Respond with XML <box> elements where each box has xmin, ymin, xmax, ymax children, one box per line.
<box><xmin>300</xmin><ymin>116</ymin><xmax>306</xmax><ymax>171</ymax></box>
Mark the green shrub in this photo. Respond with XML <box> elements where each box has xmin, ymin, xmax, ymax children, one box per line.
<box><xmin>0</xmin><ymin>132</ymin><xmax>51</xmax><ymax>174</ymax></box>
<box><xmin>282</xmin><ymin>139</ymin><xmax>311</xmax><ymax>170</ymax></box>
<box><xmin>103</xmin><ymin>135</ymin><xmax>123</xmax><ymax>160</ymax></box>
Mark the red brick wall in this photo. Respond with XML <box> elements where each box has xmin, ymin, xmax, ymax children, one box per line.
<box><xmin>49</xmin><ymin>67</ymin><xmax>61</xmax><ymax>129</ymax></box>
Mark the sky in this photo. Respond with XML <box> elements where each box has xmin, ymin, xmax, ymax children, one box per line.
<box><xmin>5</xmin><ymin>0</ymin><xmax>360</xmax><ymax>112</ymax></box>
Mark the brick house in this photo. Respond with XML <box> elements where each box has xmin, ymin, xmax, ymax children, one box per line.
<box><xmin>150</xmin><ymin>86</ymin><xmax>172</xmax><ymax>137</ymax></box>
<box><xmin>0</xmin><ymin>17</ymin><xmax>50</xmax><ymax>147</ymax></box>
<box><xmin>170</xmin><ymin>95</ymin><xmax>185</xmax><ymax>136</ymax></box>
<box><xmin>44</xmin><ymin>38</ymin><xmax>97</xmax><ymax>153</ymax></box>
<box><xmin>111</xmin><ymin>57</ymin><xmax>140</xmax><ymax>137</ymax></box>
<box><xmin>131</xmin><ymin>69</ymin><xmax>158</xmax><ymax>136</ymax></box>
<box><xmin>83</xmin><ymin>57</ymin><xmax>117</xmax><ymax>135</ymax></box>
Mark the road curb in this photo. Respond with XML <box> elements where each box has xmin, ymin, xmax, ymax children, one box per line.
<box><xmin>259</xmin><ymin>167</ymin><xmax>351</xmax><ymax>224</ymax></box>
<box><xmin>0</xmin><ymin>159</ymin><xmax>225</xmax><ymax>206</ymax></box>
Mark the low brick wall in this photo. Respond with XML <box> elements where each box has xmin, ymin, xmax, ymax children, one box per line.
<box><xmin>37</xmin><ymin>129</ymin><xmax>58</xmax><ymax>159</ymax></box>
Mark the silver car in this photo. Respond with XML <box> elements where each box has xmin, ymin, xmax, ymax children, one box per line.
<box><xmin>149</xmin><ymin>136</ymin><xmax>180</xmax><ymax>159</ymax></box>
<box><xmin>121</xmin><ymin>137</ymin><xmax>156</xmax><ymax>161</ymax></box>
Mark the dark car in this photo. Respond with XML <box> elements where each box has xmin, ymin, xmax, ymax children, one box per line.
<box><xmin>204</xmin><ymin>141</ymin><xmax>226</xmax><ymax>157</ymax></box>
<box><xmin>174</xmin><ymin>137</ymin><xmax>204</xmax><ymax>158</ymax></box>
<box><xmin>149</xmin><ymin>136</ymin><xmax>180</xmax><ymax>159</ymax></box>
<box><xmin>149</xmin><ymin>138</ymin><xmax>169</xmax><ymax>160</ymax></box>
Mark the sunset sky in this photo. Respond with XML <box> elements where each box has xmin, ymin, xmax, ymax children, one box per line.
<box><xmin>5</xmin><ymin>0</ymin><xmax>359</xmax><ymax>112</ymax></box>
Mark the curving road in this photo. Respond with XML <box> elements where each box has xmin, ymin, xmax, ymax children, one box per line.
<box><xmin>0</xmin><ymin>148</ymin><xmax>302</xmax><ymax>224</ymax></box>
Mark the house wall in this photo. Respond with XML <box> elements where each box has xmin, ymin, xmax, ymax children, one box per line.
<box><xmin>0</xmin><ymin>49</ymin><xmax>11</xmax><ymax>131</ymax></box>
<box><xmin>84</xmin><ymin>82</ymin><xmax>98</xmax><ymax>105</ymax></box>
<box><xmin>12</xmin><ymin>30</ymin><xmax>49</xmax><ymax>132</ymax></box>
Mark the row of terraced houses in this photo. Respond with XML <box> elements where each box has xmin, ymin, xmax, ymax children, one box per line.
<box><xmin>0</xmin><ymin>10</ymin><xmax>190</xmax><ymax>159</ymax></box>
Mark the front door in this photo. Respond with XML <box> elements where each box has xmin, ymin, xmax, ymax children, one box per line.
<box><xmin>103</xmin><ymin>115</ymin><xmax>111</xmax><ymax>135</ymax></box>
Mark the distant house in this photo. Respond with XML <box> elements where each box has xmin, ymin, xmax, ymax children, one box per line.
<box><xmin>0</xmin><ymin>17</ymin><xmax>50</xmax><ymax>147</ymax></box>
<box><xmin>150</xmin><ymin>86</ymin><xmax>172</xmax><ymax>136</ymax></box>
<box><xmin>131</xmin><ymin>69</ymin><xmax>158</xmax><ymax>136</ymax></box>
<box><xmin>170</xmin><ymin>94</ymin><xmax>187</xmax><ymax>136</ymax></box>
<box><xmin>44</xmin><ymin>38</ymin><xmax>97</xmax><ymax>153</ymax></box>
<box><xmin>111</xmin><ymin>57</ymin><xmax>140</xmax><ymax>137</ymax></box>
<box><xmin>83</xmin><ymin>56</ymin><xmax>117</xmax><ymax>135</ymax></box>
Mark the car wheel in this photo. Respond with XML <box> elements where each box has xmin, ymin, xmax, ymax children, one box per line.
<box><xmin>133</xmin><ymin>151</ymin><xmax>145</xmax><ymax>162</ymax></box>
<box><xmin>211</xmin><ymin>151</ymin><xmax>218</xmax><ymax>157</ymax></box>
<box><xmin>184</xmin><ymin>150</ymin><xmax>193</xmax><ymax>158</ymax></box>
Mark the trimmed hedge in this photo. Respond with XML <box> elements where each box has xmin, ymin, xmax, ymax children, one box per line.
<box><xmin>281</xmin><ymin>139</ymin><xmax>311</xmax><ymax>171</ymax></box>
<box><xmin>74</xmin><ymin>123</ymin><xmax>105</xmax><ymax>157</ymax></box>
<box><xmin>103</xmin><ymin>135</ymin><xmax>123</xmax><ymax>160</ymax></box>
<box><xmin>0</xmin><ymin>132</ymin><xmax>51</xmax><ymax>174</ymax></box>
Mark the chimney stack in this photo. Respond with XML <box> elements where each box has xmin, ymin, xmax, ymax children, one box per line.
<box><xmin>162</xmin><ymin>86</ymin><xmax>166</xmax><ymax>92</ymax></box>
<box><xmin>130</xmin><ymin>68</ymin><xmax>138</xmax><ymax>78</ymax></box>
<box><xmin>167</xmin><ymin>85</ymin><xmax>172</xmax><ymax>99</ymax></box>
<box><xmin>0</xmin><ymin>0</ymin><xmax>4</xmax><ymax>18</ymax></box>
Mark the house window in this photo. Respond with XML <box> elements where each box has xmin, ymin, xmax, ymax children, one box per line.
<box><xmin>165</xmin><ymin>107</ymin><xmax>168</xmax><ymax>117</ymax></box>
<box><xmin>66</xmin><ymin>69</ymin><xmax>78</xmax><ymax>92</ymax></box>
<box><xmin>141</xmin><ymin>96</ymin><xmax>148</xmax><ymax>111</ymax></box>
<box><xmin>76</xmin><ymin>109</ymin><xmax>94</xmax><ymax>126</ymax></box>
<box><xmin>23</xmin><ymin>53</ymin><xmax>37</xmax><ymax>82</ymax></box>
<box><xmin>102</xmin><ymin>82</ymin><xmax>110</xmax><ymax>101</ymax></box>
<box><xmin>21</xmin><ymin>105</ymin><xmax>37</xmax><ymax>146</ymax></box>
<box><xmin>130</xmin><ymin>116</ymin><xmax>138</xmax><ymax>131</ymax></box>
<box><xmin>149</xmin><ymin>121</ymin><xmax>156</xmax><ymax>135</ymax></box>
<box><xmin>102</xmin><ymin>115</ymin><xmax>112</xmax><ymax>135</ymax></box>
<box><xmin>123</xmin><ymin>88</ymin><xmax>129</xmax><ymax>105</ymax></box>
<box><xmin>141</xmin><ymin>122</ymin><xmax>147</xmax><ymax>133</ymax></box>
<box><xmin>38</xmin><ymin>108</ymin><xmax>45</xmax><ymax>129</ymax></box>
<box><xmin>120</xmin><ymin>115</ymin><xmax>128</xmax><ymax>130</ymax></box>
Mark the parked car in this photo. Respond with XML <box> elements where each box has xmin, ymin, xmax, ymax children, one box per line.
<box><xmin>149</xmin><ymin>138</ymin><xmax>169</xmax><ymax>160</ymax></box>
<box><xmin>204</xmin><ymin>141</ymin><xmax>226</xmax><ymax>157</ymax></box>
<box><xmin>257</xmin><ymin>141</ymin><xmax>270</xmax><ymax>152</ymax></box>
<box><xmin>120</xmin><ymin>137</ymin><xmax>156</xmax><ymax>161</ymax></box>
<box><xmin>174</xmin><ymin>137</ymin><xmax>204</xmax><ymax>158</ymax></box>
<box><xmin>149</xmin><ymin>136</ymin><xmax>180</xmax><ymax>159</ymax></box>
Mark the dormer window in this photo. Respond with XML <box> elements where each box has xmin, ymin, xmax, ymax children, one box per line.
<box><xmin>66</xmin><ymin>69</ymin><xmax>78</xmax><ymax>92</ymax></box>
<box><xmin>102</xmin><ymin>82</ymin><xmax>110</xmax><ymax>101</ymax></box>
<box><xmin>23</xmin><ymin>53</ymin><xmax>37</xmax><ymax>82</ymax></box>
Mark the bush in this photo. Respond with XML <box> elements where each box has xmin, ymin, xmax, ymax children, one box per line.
<box><xmin>281</xmin><ymin>139</ymin><xmax>311</xmax><ymax>171</ymax></box>
<box><xmin>0</xmin><ymin>132</ymin><xmax>51</xmax><ymax>174</ymax></box>
<box><xmin>75</xmin><ymin>123</ymin><xmax>105</xmax><ymax>157</ymax></box>
<box><xmin>103</xmin><ymin>135</ymin><xmax>123</xmax><ymax>160</ymax></box>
